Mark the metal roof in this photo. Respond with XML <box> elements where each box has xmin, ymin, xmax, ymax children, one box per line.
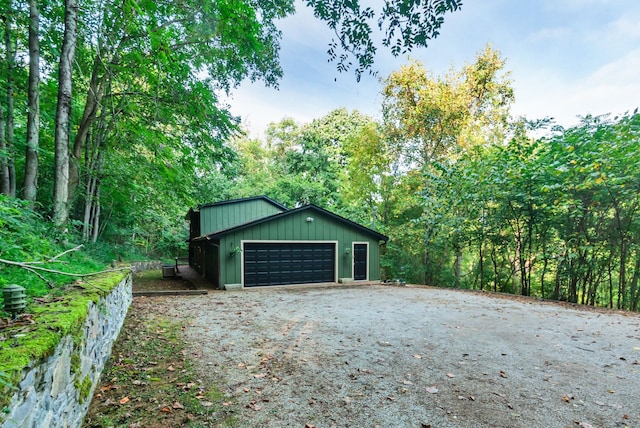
<box><xmin>191</xmin><ymin>204</ymin><xmax>388</xmax><ymax>243</ymax></box>
<box><xmin>197</xmin><ymin>195</ymin><xmax>288</xmax><ymax>211</ymax></box>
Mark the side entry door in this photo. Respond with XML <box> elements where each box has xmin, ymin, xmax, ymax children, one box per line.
<box><xmin>353</xmin><ymin>243</ymin><xmax>368</xmax><ymax>281</ymax></box>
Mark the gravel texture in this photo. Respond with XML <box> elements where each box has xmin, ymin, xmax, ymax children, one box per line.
<box><xmin>161</xmin><ymin>284</ymin><xmax>640</xmax><ymax>428</ymax></box>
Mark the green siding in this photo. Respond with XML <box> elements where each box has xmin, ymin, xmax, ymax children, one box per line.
<box><xmin>200</xmin><ymin>199</ymin><xmax>284</xmax><ymax>236</ymax></box>
<box><xmin>219</xmin><ymin>210</ymin><xmax>383</xmax><ymax>287</ymax></box>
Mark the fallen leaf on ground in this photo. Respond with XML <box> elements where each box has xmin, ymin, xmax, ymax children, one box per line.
<box><xmin>172</xmin><ymin>402</ymin><xmax>184</xmax><ymax>410</ymax></box>
<box><xmin>246</xmin><ymin>402</ymin><xmax>262</xmax><ymax>411</ymax></box>
<box><xmin>447</xmin><ymin>373</ymin><xmax>455</xmax><ymax>378</ymax></box>
<box><xmin>160</xmin><ymin>406</ymin><xmax>172</xmax><ymax>413</ymax></box>
<box><xmin>119</xmin><ymin>397</ymin><xmax>130</xmax><ymax>405</ymax></box>
<box><xmin>426</xmin><ymin>386</ymin><xmax>439</xmax><ymax>394</ymax></box>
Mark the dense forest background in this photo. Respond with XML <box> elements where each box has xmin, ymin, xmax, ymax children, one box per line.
<box><xmin>1</xmin><ymin>0</ymin><xmax>639</xmax><ymax>311</ymax></box>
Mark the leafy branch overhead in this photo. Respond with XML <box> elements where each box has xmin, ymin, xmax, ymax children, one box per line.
<box><xmin>305</xmin><ymin>0</ymin><xmax>463</xmax><ymax>80</ymax></box>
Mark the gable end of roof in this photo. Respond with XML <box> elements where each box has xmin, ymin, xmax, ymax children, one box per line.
<box><xmin>196</xmin><ymin>204</ymin><xmax>387</xmax><ymax>242</ymax></box>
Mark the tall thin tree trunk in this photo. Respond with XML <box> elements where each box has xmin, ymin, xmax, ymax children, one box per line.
<box><xmin>69</xmin><ymin>55</ymin><xmax>106</xmax><ymax>203</ymax></box>
<box><xmin>52</xmin><ymin>0</ymin><xmax>78</xmax><ymax>226</ymax></box>
<box><xmin>90</xmin><ymin>186</ymin><xmax>101</xmax><ymax>243</ymax></box>
<box><xmin>82</xmin><ymin>174</ymin><xmax>97</xmax><ymax>240</ymax></box>
<box><xmin>0</xmin><ymin>101</ymin><xmax>8</xmax><ymax>195</ymax></box>
<box><xmin>608</xmin><ymin>261</ymin><xmax>614</xmax><ymax>309</ymax></box>
<box><xmin>491</xmin><ymin>244</ymin><xmax>499</xmax><ymax>292</ymax></box>
<box><xmin>478</xmin><ymin>243</ymin><xmax>484</xmax><ymax>291</ymax></box>
<box><xmin>454</xmin><ymin>247</ymin><xmax>462</xmax><ymax>287</ymax></box>
<box><xmin>629</xmin><ymin>254</ymin><xmax>640</xmax><ymax>312</ymax></box>
<box><xmin>82</xmin><ymin>145</ymin><xmax>102</xmax><ymax>241</ymax></box>
<box><xmin>3</xmin><ymin>7</ymin><xmax>17</xmax><ymax>196</ymax></box>
<box><xmin>23</xmin><ymin>0</ymin><xmax>40</xmax><ymax>202</ymax></box>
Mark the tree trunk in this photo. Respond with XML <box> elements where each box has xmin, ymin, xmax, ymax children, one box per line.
<box><xmin>52</xmin><ymin>0</ymin><xmax>78</xmax><ymax>226</ymax></box>
<box><xmin>478</xmin><ymin>243</ymin><xmax>484</xmax><ymax>291</ymax></box>
<box><xmin>491</xmin><ymin>244</ymin><xmax>499</xmax><ymax>292</ymax></box>
<box><xmin>552</xmin><ymin>256</ymin><xmax>564</xmax><ymax>301</ymax></box>
<box><xmin>90</xmin><ymin>186</ymin><xmax>101</xmax><ymax>243</ymax></box>
<box><xmin>607</xmin><ymin>260</ymin><xmax>614</xmax><ymax>309</ymax></box>
<box><xmin>3</xmin><ymin>7</ymin><xmax>17</xmax><ymax>196</ymax></box>
<box><xmin>454</xmin><ymin>247</ymin><xmax>462</xmax><ymax>287</ymax></box>
<box><xmin>629</xmin><ymin>254</ymin><xmax>640</xmax><ymax>312</ymax></box>
<box><xmin>82</xmin><ymin>144</ymin><xmax>104</xmax><ymax>241</ymax></box>
<box><xmin>0</xmin><ymin>101</ymin><xmax>8</xmax><ymax>195</ymax></box>
<box><xmin>69</xmin><ymin>55</ymin><xmax>106</xmax><ymax>203</ymax></box>
<box><xmin>618</xmin><ymin>242</ymin><xmax>627</xmax><ymax>310</ymax></box>
<box><xmin>23</xmin><ymin>0</ymin><xmax>40</xmax><ymax>202</ymax></box>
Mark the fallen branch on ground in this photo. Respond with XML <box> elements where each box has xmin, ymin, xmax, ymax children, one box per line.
<box><xmin>0</xmin><ymin>245</ymin><xmax>131</xmax><ymax>288</ymax></box>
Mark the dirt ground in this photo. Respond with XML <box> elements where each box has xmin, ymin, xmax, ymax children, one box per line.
<box><xmin>142</xmin><ymin>284</ymin><xmax>640</xmax><ymax>428</ymax></box>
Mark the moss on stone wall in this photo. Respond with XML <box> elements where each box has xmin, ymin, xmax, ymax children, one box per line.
<box><xmin>75</xmin><ymin>375</ymin><xmax>93</xmax><ymax>404</ymax></box>
<box><xmin>0</xmin><ymin>271</ymin><xmax>128</xmax><ymax>407</ymax></box>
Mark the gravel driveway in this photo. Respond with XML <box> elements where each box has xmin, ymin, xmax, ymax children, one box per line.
<box><xmin>161</xmin><ymin>284</ymin><xmax>640</xmax><ymax>428</ymax></box>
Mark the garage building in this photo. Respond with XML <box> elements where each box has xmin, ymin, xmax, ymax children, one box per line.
<box><xmin>186</xmin><ymin>196</ymin><xmax>388</xmax><ymax>289</ymax></box>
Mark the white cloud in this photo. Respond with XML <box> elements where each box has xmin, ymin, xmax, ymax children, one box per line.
<box><xmin>608</xmin><ymin>15</ymin><xmax>640</xmax><ymax>40</ymax></box>
<box><xmin>527</xmin><ymin>27</ymin><xmax>572</xmax><ymax>43</ymax></box>
<box><xmin>512</xmin><ymin>49</ymin><xmax>640</xmax><ymax>126</ymax></box>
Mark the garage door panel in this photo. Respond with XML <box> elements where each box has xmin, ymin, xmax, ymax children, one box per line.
<box><xmin>244</xmin><ymin>242</ymin><xmax>335</xmax><ymax>287</ymax></box>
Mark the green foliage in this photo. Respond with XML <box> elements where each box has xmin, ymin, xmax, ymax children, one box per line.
<box><xmin>0</xmin><ymin>195</ymin><xmax>110</xmax><ymax>303</ymax></box>
<box><xmin>229</xmin><ymin>109</ymin><xmax>376</xmax><ymax>212</ymax></box>
<box><xmin>306</xmin><ymin>0</ymin><xmax>462</xmax><ymax>80</ymax></box>
<box><xmin>421</xmin><ymin>113</ymin><xmax>640</xmax><ymax>309</ymax></box>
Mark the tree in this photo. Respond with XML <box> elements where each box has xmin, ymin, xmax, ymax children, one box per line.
<box><xmin>52</xmin><ymin>0</ymin><xmax>78</xmax><ymax>226</ymax></box>
<box><xmin>382</xmin><ymin>45</ymin><xmax>513</xmax><ymax>165</ymax></box>
<box><xmin>0</xmin><ymin>0</ymin><xmax>465</xmax><ymax>260</ymax></box>
<box><xmin>381</xmin><ymin>45</ymin><xmax>514</xmax><ymax>285</ymax></box>
<box><xmin>1</xmin><ymin>1</ymin><xmax>17</xmax><ymax>196</ymax></box>
<box><xmin>306</xmin><ymin>0</ymin><xmax>462</xmax><ymax>80</ymax></box>
<box><xmin>22</xmin><ymin>0</ymin><xmax>40</xmax><ymax>202</ymax></box>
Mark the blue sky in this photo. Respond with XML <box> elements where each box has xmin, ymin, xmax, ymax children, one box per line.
<box><xmin>226</xmin><ymin>0</ymin><xmax>640</xmax><ymax>138</ymax></box>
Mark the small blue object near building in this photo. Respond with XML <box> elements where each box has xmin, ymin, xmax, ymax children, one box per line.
<box><xmin>185</xmin><ymin>196</ymin><xmax>388</xmax><ymax>289</ymax></box>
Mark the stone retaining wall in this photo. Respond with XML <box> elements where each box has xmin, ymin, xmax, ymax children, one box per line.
<box><xmin>1</xmin><ymin>274</ymin><xmax>132</xmax><ymax>428</ymax></box>
<box><xmin>130</xmin><ymin>260</ymin><xmax>163</xmax><ymax>273</ymax></box>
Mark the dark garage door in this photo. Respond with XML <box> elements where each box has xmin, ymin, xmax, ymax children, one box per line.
<box><xmin>244</xmin><ymin>242</ymin><xmax>336</xmax><ymax>287</ymax></box>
